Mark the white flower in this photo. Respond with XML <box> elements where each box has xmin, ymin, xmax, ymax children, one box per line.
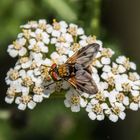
<box><xmin>79</xmin><ymin>35</ymin><xmax>100</xmax><ymax>47</ymax></box>
<box><xmin>130</xmin><ymin>102</ymin><xmax>139</xmax><ymax>111</ymax></box>
<box><xmin>7</xmin><ymin>38</ymin><xmax>27</xmax><ymax>57</ymax></box>
<box><xmin>5</xmin><ymin>86</ymin><xmax>17</xmax><ymax>104</ymax></box>
<box><xmin>109</xmin><ymin>113</ymin><xmax>119</xmax><ymax>122</ymax></box>
<box><xmin>5</xmin><ymin>19</ymin><xmax>140</xmax><ymax>122</ymax></box>
<box><xmin>30</xmin><ymin>52</ymin><xmax>43</xmax><ymax>66</ymax></box>
<box><xmin>51</xmin><ymin>20</ymin><xmax>68</xmax><ymax>37</ymax></box>
<box><xmin>107</xmin><ymin>102</ymin><xmax>126</xmax><ymax>122</ymax></box>
<box><xmin>32</xmin><ymin>85</ymin><xmax>50</xmax><ymax>103</ymax></box>
<box><xmin>116</xmin><ymin>56</ymin><xmax>136</xmax><ymax>70</ymax></box>
<box><xmin>15</xmin><ymin>94</ymin><xmax>36</xmax><ymax>110</ymax></box>
<box><xmin>64</xmin><ymin>88</ymin><xmax>87</xmax><ymax>112</ymax></box>
<box><xmin>68</xmin><ymin>23</ymin><xmax>84</xmax><ymax>36</ymax></box>
<box><xmin>20</xmin><ymin>20</ymin><xmax>38</xmax><ymax>29</ymax></box>
<box><xmin>103</xmin><ymin>63</ymin><xmax>126</xmax><ymax>74</ymax></box>
<box><xmin>50</xmin><ymin>52</ymin><xmax>67</xmax><ymax>64</ymax></box>
<box><xmin>18</xmin><ymin>57</ymin><xmax>32</xmax><ymax>69</ymax></box>
<box><xmin>28</xmin><ymin>38</ymin><xmax>48</xmax><ymax>53</ymax></box>
<box><xmin>5</xmin><ymin>96</ymin><xmax>14</xmax><ymax>104</ymax></box>
<box><xmin>86</xmin><ymin>98</ymin><xmax>108</xmax><ymax>121</ymax></box>
<box><xmin>129</xmin><ymin>95</ymin><xmax>140</xmax><ymax>111</ymax></box>
<box><xmin>106</xmin><ymin>90</ymin><xmax>129</xmax><ymax>106</ymax></box>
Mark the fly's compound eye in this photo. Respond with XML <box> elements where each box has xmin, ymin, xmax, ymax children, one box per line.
<box><xmin>51</xmin><ymin>63</ymin><xmax>57</xmax><ymax>69</ymax></box>
<box><xmin>49</xmin><ymin>63</ymin><xmax>57</xmax><ymax>74</ymax></box>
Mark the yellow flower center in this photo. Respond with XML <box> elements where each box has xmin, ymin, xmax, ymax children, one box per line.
<box><xmin>122</xmin><ymin>83</ymin><xmax>131</xmax><ymax>92</ymax></box>
<box><xmin>53</xmin><ymin>19</ymin><xmax>61</xmax><ymax>30</ymax></box>
<box><xmin>107</xmin><ymin>76</ymin><xmax>115</xmax><ymax>87</ymax></box>
<box><xmin>132</xmin><ymin>96</ymin><xmax>140</xmax><ymax>103</ymax></box>
<box><xmin>92</xmin><ymin>103</ymin><xmax>102</xmax><ymax>114</ymax></box>
<box><xmin>22</xmin><ymin>77</ymin><xmax>33</xmax><ymax>86</ymax></box>
<box><xmin>9</xmin><ymin>70</ymin><xmax>19</xmax><ymax>80</ymax></box>
<box><xmin>22</xmin><ymin>29</ymin><xmax>31</xmax><ymax>39</ymax></box>
<box><xmin>112</xmin><ymin>106</ymin><xmax>121</xmax><ymax>115</ymax></box>
<box><xmin>33</xmin><ymin>86</ymin><xmax>44</xmax><ymax>95</ymax></box>
<box><xmin>13</xmin><ymin>41</ymin><xmax>21</xmax><ymax>50</ymax></box>
<box><xmin>86</xmin><ymin>35</ymin><xmax>96</xmax><ymax>44</ymax></box>
<box><xmin>95</xmin><ymin>92</ymin><xmax>105</xmax><ymax>101</ymax></box>
<box><xmin>71</xmin><ymin>95</ymin><xmax>80</xmax><ymax>105</ymax></box>
<box><xmin>21</xmin><ymin>95</ymin><xmax>31</xmax><ymax>104</ymax></box>
<box><xmin>57</xmin><ymin>36</ymin><xmax>66</xmax><ymax>43</ymax></box>
<box><xmin>19</xmin><ymin>57</ymin><xmax>29</xmax><ymax>64</ymax></box>
<box><xmin>71</xmin><ymin>43</ymin><xmax>80</xmax><ymax>52</ymax></box>
<box><xmin>116</xmin><ymin>93</ymin><xmax>125</xmax><ymax>102</ymax></box>
<box><xmin>68</xmin><ymin>27</ymin><xmax>77</xmax><ymax>36</ymax></box>
<box><xmin>101</xmin><ymin>48</ymin><xmax>112</xmax><ymax>58</ymax></box>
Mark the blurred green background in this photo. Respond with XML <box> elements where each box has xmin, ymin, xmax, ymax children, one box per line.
<box><xmin>0</xmin><ymin>0</ymin><xmax>140</xmax><ymax>140</ymax></box>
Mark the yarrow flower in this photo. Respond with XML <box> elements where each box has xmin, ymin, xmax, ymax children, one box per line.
<box><xmin>5</xmin><ymin>19</ymin><xmax>140</xmax><ymax>122</ymax></box>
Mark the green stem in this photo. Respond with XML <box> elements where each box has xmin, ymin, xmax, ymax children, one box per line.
<box><xmin>90</xmin><ymin>0</ymin><xmax>101</xmax><ymax>36</ymax></box>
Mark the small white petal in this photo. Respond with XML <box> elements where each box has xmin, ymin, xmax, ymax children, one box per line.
<box><xmin>43</xmin><ymin>58</ymin><xmax>52</xmax><ymax>66</ymax></box>
<box><xmin>15</xmin><ymin>97</ymin><xmax>21</xmax><ymax>104</ymax></box>
<box><xmin>101</xmin><ymin>103</ymin><xmax>108</xmax><ymax>109</ymax></box>
<box><xmin>119</xmin><ymin>112</ymin><xmax>126</xmax><ymax>120</ymax></box>
<box><xmin>52</xmin><ymin>30</ymin><xmax>60</xmax><ymax>37</ymax></box>
<box><xmin>8</xmin><ymin>49</ymin><xmax>18</xmax><ymax>57</ymax></box>
<box><xmin>64</xmin><ymin>99</ymin><xmax>70</xmax><ymax>108</ymax></box>
<box><xmin>123</xmin><ymin>97</ymin><xmax>129</xmax><ymax>106</ymax></box>
<box><xmin>132</xmin><ymin>85</ymin><xmax>140</xmax><ymax>90</ymax></box>
<box><xmin>18</xmin><ymin>103</ymin><xmax>26</xmax><ymax>110</ymax></box>
<box><xmin>109</xmin><ymin>90</ymin><xmax>118</xmax><ymax>103</ymax></box>
<box><xmin>130</xmin><ymin>103</ymin><xmax>138</xmax><ymax>111</ymax></box>
<box><xmin>101</xmin><ymin>57</ymin><xmax>111</xmax><ymax>65</ymax></box>
<box><xmin>130</xmin><ymin>62</ymin><xmax>136</xmax><ymax>70</ymax></box>
<box><xmin>109</xmin><ymin>114</ymin><xmax>118</xmax><ymax>122</ymax></box>
<box><xmin>86</xmin><ymin>105</ymin><xmax>92</xmax><ymax>112</ymax></box>
<box><xmin>77</xmin><ymin>28</ymin><xmax>84</xmax><ymax>35</ymax></box>
<box><xmin>80</xmin><ymin>98</ymin><xmax>87</xmax><ymax>107</ymax></box>
<box><xmin>5</xmin><ymin>96</ymin><xmax>14</xmax><ymax>104</ymax></box>
<box><xmin>94</xmin><ymin>60</ymin><xmax>103</xmax><ymax>68</ymax></box>
<box><xmin>19</xmin><ymin>47</ymin><xmax>27</xmax><ymax>56</ymax></box>
<box><xmin>33</xmin><ymin>95</ymin><xmax>43</xmax><ymax>103</ymax></box>
<box><xmin>134</xmin><ymin>80</ymin><xmax>140</xmax><ymax>86</ymax></box>
<box><xmin>88</xmin><ymin>112</ymin><xmax>96</xmax><ymax>120</ymax></box>
<box><xmin>101</xmin><ymin>72</ymin><xmax>108</xmax><ymax>80</ymax></box>
<box><xmin>92</xmin><ymin>73</ymin><xmax>100</xmax><ymax>83</ymax></box>
<box><xmin>71</xmin><ymin>105</ymin><xmax>80</xmax><ymax>112</ymax></box>
<box><xmin>102</xmin><ymin>65</ymin><xmax>111</xmax><ymax>72</ymax></box>
<box><xmin>118</xmin><ymin>65</ymin><xmax>126</xmax><ymax>73</ymax></box>
<box><xmin>28</xmin><ymin>101</ymin><xmax>36</xmax><ymax>109</ymax></box>
<box><xmin>97</xmin><ymin>114</ymin><xmax>105</xmax><ymax>121</ymax></box>
<box><xmin>116</xmin><ymin>56</ymin><xmax>126</xmax><ymax>64</ymax></box>
<box><xmin>91</xmin><ymin>99</ymin><xmax>98</xmax><ymax>105</ymax></box>
<box><xmin>131</xmin><ymin>90</ymin><xmax>139</xmax><ymax>96</ymax></box>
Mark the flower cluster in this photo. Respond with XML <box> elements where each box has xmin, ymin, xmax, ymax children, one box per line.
<box><xmin>5</xmin><ymin>19</ymin><xmax>140</xmax><ymax>122</ymax></box>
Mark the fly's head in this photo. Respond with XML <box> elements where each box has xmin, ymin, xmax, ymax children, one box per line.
<box><xmin>49</xmin><ymin>63</ymin><xmax>59</xmax><ymax>81</ymax></box>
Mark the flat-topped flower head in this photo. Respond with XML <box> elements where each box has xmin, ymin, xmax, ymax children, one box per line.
<box><xmin>5</xmin><ymin>19</ymin><xmax>140</xmax><ymax>122</ymax></box>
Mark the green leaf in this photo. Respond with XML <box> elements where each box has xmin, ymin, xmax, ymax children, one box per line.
<box><xmin>42</xmin><ymin>0</ymin><xmax>77</xmax><ymax>22</ymax></box>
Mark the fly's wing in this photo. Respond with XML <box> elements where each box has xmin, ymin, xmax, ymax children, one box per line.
<box><xmin>68</xmin><ymin>70</ymin><xmax>98</xmax><ymax>94</ymax></box>
<box><xmin>66</xmin><ymin>43</ymin><xmax>99</xmax><ymax>68</ymax></box>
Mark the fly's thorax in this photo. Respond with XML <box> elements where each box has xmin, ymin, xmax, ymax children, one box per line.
<box><xmin>58</xmin><ymin>64</ymin><xmax>76</xmax><ymax>78</ymax></box>
<box><xmin>58</xmin><ymin>64</ymin><xmax>69</xmax><ymax>78</ymax></box>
